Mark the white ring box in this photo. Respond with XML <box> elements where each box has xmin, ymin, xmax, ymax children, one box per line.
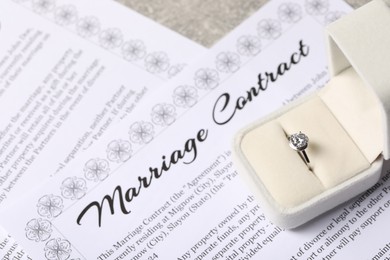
<box><xmin>233</xmin><ymin>0</ymin><xmax>390</xmax><ymax>229</ymax></box>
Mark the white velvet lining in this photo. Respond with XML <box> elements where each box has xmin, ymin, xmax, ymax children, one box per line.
<box><xmin>239</xmin><ymin>67</ymin><xmax>382</xmax><ymax>208</ymax></box>
<box><xmin>319</xmin><ymin>67</ymin><xmax>383</xmax><ymax>162</ymax></box>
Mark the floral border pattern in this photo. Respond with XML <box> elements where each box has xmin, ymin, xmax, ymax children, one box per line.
<box><xmin>12</xmin><ymin>0</ymin><xmax>186</xmax><ymax>80</ymax></box>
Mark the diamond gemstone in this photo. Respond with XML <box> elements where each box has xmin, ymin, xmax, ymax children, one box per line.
<box><xmin>289</xmin><ymin>132</ymin><xmax>308</xmax><ymax>151</ymax></box>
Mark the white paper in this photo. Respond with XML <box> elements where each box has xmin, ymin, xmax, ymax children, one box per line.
<box><xmin>4</xmin><ymin>0</ymin><xmax>389</xmax><ymax>259</ymax></box>
<box><xmin>0</xmin><ymin>0</ymin><xmax>203</xmax><ymax>257</ymax></box>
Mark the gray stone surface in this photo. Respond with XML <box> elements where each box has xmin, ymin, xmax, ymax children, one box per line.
<box><xmin>116</xmin><ymin>0</ymin><xmax>371</xmax><ymax>48</ymax></box>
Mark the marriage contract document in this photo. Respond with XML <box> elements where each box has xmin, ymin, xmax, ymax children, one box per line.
<box><xmin>2</xmin><ymin>0</ymin><xmax>390</xmax><ymax>259</ymax></box>
<box><xmin>0</xmin><ymin>0</ymin><xmax>204</xmax><ymax>258</ymax></box>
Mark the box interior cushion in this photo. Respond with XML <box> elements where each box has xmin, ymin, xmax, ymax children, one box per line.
<box><xmin>239</xmin><ymin>67</ymin><xmax>382</xmax><ymax>208</ymax></box>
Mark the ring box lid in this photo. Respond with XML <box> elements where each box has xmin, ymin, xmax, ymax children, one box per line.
<box><xmin>326</xmin><ymin>0</ymin><xmax>390</xmax><ymax>159</ymax></box>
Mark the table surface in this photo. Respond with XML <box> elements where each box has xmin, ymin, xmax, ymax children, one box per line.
<box><xmin>116</xmin><ymin>0</ymin><xmax>372</xmax><ymax>48</ymax></box>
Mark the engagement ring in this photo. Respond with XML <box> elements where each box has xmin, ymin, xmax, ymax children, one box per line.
<box><xmin>289</xmin><ymin>131</ymin><xmax>310</xmax><ymax>164</ymax></box>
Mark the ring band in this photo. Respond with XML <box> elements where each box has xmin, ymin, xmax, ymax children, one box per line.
<box><xmin>289</xmin><ymin>131</ymin><xmax>310</xmax><ymax>164</ymax></box>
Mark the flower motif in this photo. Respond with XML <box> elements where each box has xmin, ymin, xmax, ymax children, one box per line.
<box><xmin>44</xmin><ymin>238</ymin><xmax>72</xmax><ymax>260</ymax></box>
<box><xmin>122</xmin><ymin>40</ymin><xmax>146</xmax><ymax>61</ymax></box>
<box><xmin>54</xmin><ymin>5</ymin><xmax>78</xmax><ymax>26</ymax></box>
<box><xmin>151</xmin><ymin>103</ymin><xmax>176</xmax><ymax>126</ymax></box>
<box><xmin>99</xmin><ymin>28</ymin><xmax>123</xmax><ymax>49</ymax></box>
<box><xmin>278</xmin><ymin>3</ymin><xmax>302</xmax><ymax>23</ymax></box>
<box><xmin>324</xmin><ymin>11</ymin><xmax>345</xmax><ymax>24</ymax></box>
<box><xmin>215</xmin><ymin>52</ymin><xmax>240</xmax><ymax>73</ymax></box>
<box><xmin>32</xmin><ymin>0</ymin><xmax>55</xmax><ymax>14</ymax></box>
<box><xmin>168</xmin><ymin>63</ymin><xmax>186</xmax><ymax>78</ymax></box>
<box><xmin>106</xmin><ymin>140</ymin><xmax>132</xmax><ymax>162</ymax></box>
<box><xmin>194</xmin><ymin>68</ymin><xmax>219</xmax><ymax>89</ymax></box>
<box><xmin>172</xmin><ymin>85</ymin><xmax>198</xmax><ymax>108</ymax></box>
<box><xmin>37</xmin><ymin>195</ymin><xmax>63</xmax><ymax>218</ymax></box>
<box><xmin>305</xmin><ymin>0</ymin><xmax>329</xmax><ymax>15</ymax></box>
<box><xmin>60</xmin><ymin>177</ymin><xmax>87</xmax><ymax>200</ymax></box>
<box><xmin>144</xmin><ymin>52</ymin><xmax>170</xmax><ymax>73</ymax></box>
<box><xmin>25</xmin><ymin>218</ymin><xmax>52</xmax><ymax>242</ymax></box>
<box><xmin>84</xmin><ymin>158</ymin><xmax>110</xmax><ymax>182</ymax></box>
<box><xmin>76</xmin><ymin>16</ymin><xmax>100</xmax><ymax>38</ymax></box>
<box><xmin>257</xmin><ymin>19</ymin><xmax>282</xmax><ymax>39</ymax></box>
<box><xmin>129</xmin><ymin>121</ymin><xmax>154</xmax><ymax>144</ymax></box>
<box><xmin>236</xmin><ymin>35</ymin><xmax>261</xmax><ymax>56</ymax></box>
